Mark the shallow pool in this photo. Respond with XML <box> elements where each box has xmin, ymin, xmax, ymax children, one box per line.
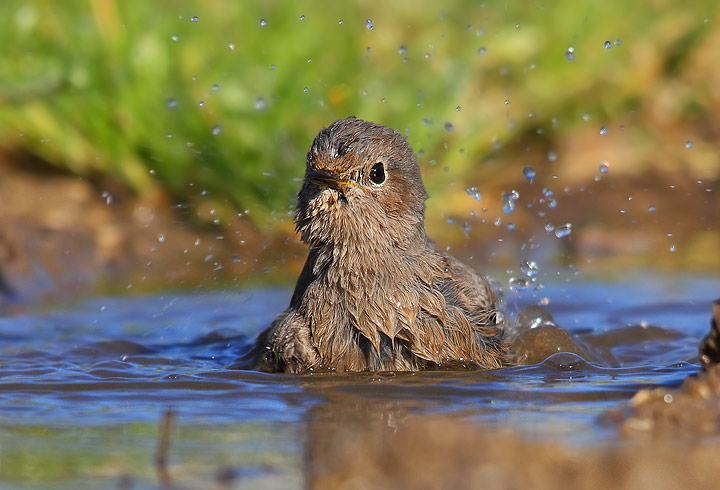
<box><xmin>0</xmin><ymin>274</ymin><xmax>718</xmax><ymax>488</ymax></box>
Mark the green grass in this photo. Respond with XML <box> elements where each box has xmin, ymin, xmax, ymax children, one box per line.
<box><xmin>0</xmin><ymin>0</ymin><xmax>717</xmax><ymax>224</ymax></box>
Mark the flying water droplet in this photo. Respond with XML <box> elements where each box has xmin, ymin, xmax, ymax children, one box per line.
<box><xmin>523</xmin><ymin>167</ymin><xmax>536</xmax><ymax>181</ymax></box>
<box><xmin>547</xmin><ymin>198</ymin><xmax>557</xmax><ymax>209</ymax></box>
<box><xmin>260</xmin><ymin>19</ymin><xmax>267</xmax><ymax>27</ymax></box>
<box><xmin>520</xmin><ymin>260</ymin><xmax>539</xmax><ymax>277</ymax></box>
<box><xmin>365</xmin><ymin>18</ymin><xmax>374</xmax><ymax>30</ymax></box>
<box><xmin>648</xmin><ymin>205</ymin><xmax>656</xmax><ymax>212</ymax></box>
<box><xmin>465</xmin><ymin>187</ymin><xmax>482</xmax><ymax>202</ymax></box>
<box><xmin>565</xmin><ymin>47</ymin><xmax>575</xmax><ymax>61</ymax></box>
<box><xmin>477</xmin><ymin>47</ymin><xmax>487</xmax><ymax>56</ymax></box>
<box><xmin>300</xmin><ymin>14</ymin><xmax>305</xmax><ymax>21</ymax></box>
<box><xmin>669</xmin><ymin>244</ymin><xmax>677</xmax><ymax>253</ymax></box>
<box><xmin>158</xmin><ymin>234</ymin><xmax>166</xmax><ymax>243</ymax></box>
<box><xmin>171</xmin><ymin>35</ymin><xmax>180</xmax><ymax>42</ymax></box>
<box><xmin>599</xmin><ymin>162</ymin><xmax>609</xmax><ymax>173</ymax></box>
<box><xmin>509</xmin><ymin>277</ymin><xmax>529</xmax><ymax>292</ymax></box>
<box><xmin>604</xmin><ymin>40</ymin><xmax>612</xmax><ymax>49</ymax></box>
<box><xmin>228</xmin><ymin>43</ymin><xmax>235</xmax><ymax>51</ymax></box>
<box><xmin>211</xmin><ymin>84</ymin><xmax>219</xmax><ymax>91</ymax></box>
<box><xmin>212</xmin><ymin>125</ymin><xmax>222</xmax><ymax>135</ymax></box>
<box><xmin>255</xmin><ymin>97</ymin><xmax>267</xmax><ymax>111</ymax></box>
<box><xmin>502</xmin><ymin>193</ymin><xmax>516</xmax><ymax>214</ymax></box>
<box><xmin>190</xmin><ymin>16</ymin><xmax>199</xmax><ymax>23</ymax></box>
<box><xmin>444</xmin><ymin>122</ymin><xmax>454</xmax><ymax>132</ymax></box>
<box><xmin>554</xmin><ymin>223</ymin><xmax>572</xmax><ymax>238</ymax></box>
<box><xmin>398</xmin><ymin>45</ymin><xmax>407</xmax><ymax>54</ymax></box>
<box><xmin>167</xmin><ymin>98</ymin><xmax>177</xmax><ymax>109</ymax></box>
<box><xmin>599</xmin><ymin>126</ymin><xmax>607</xmax><ymax>135</ymax></box>
<box><xmin>685</xmin><ymin>141</ymin><xmax>693</xmax><ymax>149</ymax></box>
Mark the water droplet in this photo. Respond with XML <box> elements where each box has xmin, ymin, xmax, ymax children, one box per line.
<box><xmin>649</xmin><ymin>205</ymin><xmax>656</xmax><ymax>212</ymax></box>
<box><xmin>338</xmin><ymin>19</ymin><xmax>343</xmax><ymax>25</ymax></box>
<box><xmin>510</xmin><ymin>190</ymin><xmax>519</xmax><ymax>200</ymax></box>
<box><xmin>211</xmin><ymin>84</ymin><xmax>219</xmax><ymax>91</ymax></box>
<box><xmin>504</xmin><ymin>98</ymin><xmax>510</xmax><ymax>105</ymax></box>
<box><xmin>554</xmin><ymin>223</ymin><xmax>572</xmax><ymax>238</ymax></box>
<box><xmin>456</xmin><ymin>106</ymin><xmax>461</xmax><ymax>112</ymax></box>
<box><xmin>547</xmin><ymin>150</ymin><xmax>557</xmax><ymax>162</ymax></box>
<box><xmin>149</xmin><ymin>169</ymin><xmax>156</xmax><ymax>175</ymax></box>
<box><xmin>303</xmin><ymin>87</ymin><xmax>308</xmax><ymax>93</ymax></box>
<box><xmin>167</xmin><ymin>98</ymin><xmax>177</xmax><ymax>109</ymax></box>
<box><xmin>255</xmin><ymin>97</ymin><xmax>267</xmax><ymax>111</ymax></box>
<box><xmin>477</xmin><ymin>47</ymin><xmax>487</xmax><ymax>56</ymax></box>
<box><xmin>604</xmin><ymin>40</ymin><xmax>612</xmax><ymax>49</ymax></box>
<box><xmin>366</xmin><ymin>19</ymin><xmax>374</xmax><ymax>30</ymax></box>
<box><xmin>542</xmin><ymin>187</ymin><xmax>553</xmax><ymax>197</ymax></box>
<box><xmin>259</xmin><ymin>19</ymin><xmax>267</xmax><ymax>27</ymax></box>
<box><xmin>669</xmin><ymin>244</ymin><xmax>677</xmax><ymax>253</ymax></box>
<box><xmin>523</xmin><ymin>167</ymin><xmax>536</xmax><ymax>181</ymax></box>
<box><xmin>198</xmin><ymin>100</ymin><xmax>205</xmax><ymax>107</ymax></box>
<box><xmin>545</xmin><ymin>223</ymin><xmax>554</xmax><ymax>233</ymax></box>
<box><xmin>547</xmin><ymin>198</ymin><xmax>557</xmax><ymax>209</ymax></box>
<box><xmin>190</xmin><ymin>16</ymin><xmax>199</xmax><ymax>23</ymax></box>
<box><xmin>444</xmin><ymin>122</ymin><xmax>454</xmax><ymax>132</ymax></box>
<box><xmin>307</xmin><ymin>58</ymin><xmax>312</xmax><ymax>63</ymax></box>
<box><xmin>685</xmin><ymin>140</ymin><xmax>693</xmax><ymax>149</ymax></box>
<box><xmin>599</xmin><ymin>126</ymin><xmax>607</xmax><ymax>135</ymax></box>
<box><xmin>599</xmin><ymin>162</ymin><xmax>609</xmax><ymax>173</ymax></box>
<box><xmin>447</xmin><ymin>217</ymin><xmax>455</xmax><ymax>224</ymax></box>
<box><xmin>565</xmin><ymin>47</ymin><xmax>575</xmax><ymax>61</ymax></box>
<box><xmin>501</xmin><ymin>192</ymin><xmax>516</xmax><ymax>214</ymax></box>
<box><xmin>615</xmin><ymin>39</ymin><xmax>621</xmax><ymax>46</ymax></box>
<box><xmin>171</xmin><ymin>35</ymin><xmax>180</xmax><ymax>42</ymax></box>
<box><xmin>212</xmin><ymin>125</ymin><xmax>222</xmax><ymax>135</ymax></box>
<box><xmin>101</xmin><ymin>191</ymin><xmax>113</xmax><ymax>205</ymax></box>
<box><xmin>494</xmin><ymin>218</ymin><xmax>502</xmax><ymax>227</ymax></box>
<box><xmin>398</xmin><ymin>45</ymin><xmax>407</xmax><ymax>54</ymax></box>
<box><xmin>507</xmin><ymin>222</ymin><xmax>515</xmax><ymax>231</ymax></box>
<box><xmin>158</xmin><ymin>234</ymin><xmax>166</xmax><ymax>243</ymax></box>
<box><xmin>228</xmin><ymin>43</ymin><xmax>235</xmax><ymax>51</ymax></box>
<box><xmin>300</xmin><ymin>14</ymin><xmax>305</xmax><ymax>21</ymax></box>
<box><xmin>424</xmin><ymin>52</ymin><xmax>431</xmax><ymax>60</ymax></box>
<box><xmin>465</xmin><ymin>187</ymin><xmax>482</xmax><ymax>202</ymax></box>
<box><xmin>509</xmin><ymin>277</ymin><xmax>528</xmax><ymax>292</ymax></box>
<box><xmin>520</xmin><ymin>260</ymin><xmax>539</xmax><ymax>277</ymax></box>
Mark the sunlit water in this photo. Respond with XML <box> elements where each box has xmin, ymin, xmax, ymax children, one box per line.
<box><xmin>1</xmin><ymin>274</ymin><xmax>718</xmax><ymax>488</ymax></box>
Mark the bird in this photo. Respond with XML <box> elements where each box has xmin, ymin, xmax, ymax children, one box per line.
<box><xmin>253</xmin><ymin>117</ymin><xmax>508</xmax><ymax>373</ymax></box>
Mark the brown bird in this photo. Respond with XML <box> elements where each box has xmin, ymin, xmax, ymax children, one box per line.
<box><xmin>254</xmin><ymin>117</ymin><xmax>508</xmax><ymax>373</ymax></box>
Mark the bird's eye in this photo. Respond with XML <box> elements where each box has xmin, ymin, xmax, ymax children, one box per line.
<box><xmin>369</xmin><ymin>162</ymin><xmax>386</xmax><ymax>185</ymax></box>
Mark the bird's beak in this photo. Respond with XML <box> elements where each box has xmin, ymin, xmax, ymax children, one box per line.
<box><xmin>306</xmin><ymin>170</ymin><xmax>355</xmax><ymax>191</ymax></box>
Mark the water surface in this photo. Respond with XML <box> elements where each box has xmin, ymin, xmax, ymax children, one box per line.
<box><xmin>1</xmin><ymin>274</ymin><xmax>718</xmax><ymax>488</ymax></box>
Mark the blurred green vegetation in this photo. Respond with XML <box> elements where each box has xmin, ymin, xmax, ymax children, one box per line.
<box><xmin>0</xmin><ymin>0</ymin><xmax>718</xmax><ymax>225</ymax></box>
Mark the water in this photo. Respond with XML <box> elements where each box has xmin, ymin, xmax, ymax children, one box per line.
<box><xmin>0</xmin><ymin>276</ymin><xmax>718</xmax><ymax>487</ymax></box>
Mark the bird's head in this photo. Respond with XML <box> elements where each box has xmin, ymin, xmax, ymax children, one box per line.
<box><xmin>295</xmin><ymin>117</ymin><xmax>428</xmax><ymax>248</ymax></box>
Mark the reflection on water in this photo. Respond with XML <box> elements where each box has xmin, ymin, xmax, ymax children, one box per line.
<box><xmin>0</xmin><ymin>275</ymin><xmax>718</xmax><ymax>487</ymax></box>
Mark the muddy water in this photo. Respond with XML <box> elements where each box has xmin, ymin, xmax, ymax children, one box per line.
<box><xmin>0</xmin><ymin>275</ymin><xmax>718</xmax><ymax>488</ymax></box>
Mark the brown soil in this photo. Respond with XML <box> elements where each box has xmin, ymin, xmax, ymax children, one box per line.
<box><xmin>0</xmin><ymin>156</ymin><xmax>297</xmax><ymax>306</ymax></box>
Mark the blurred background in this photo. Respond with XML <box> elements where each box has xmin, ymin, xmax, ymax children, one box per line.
<box><xmin>1</xmin><ymin>0</ymin><xmax>718</xmax><ymax>302</ymax></box>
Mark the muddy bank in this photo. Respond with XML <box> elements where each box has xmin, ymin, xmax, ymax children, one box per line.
<box><xmin>2</xmin><ymin>155</ymin><xmax>719</xmax><ymax>308</ymax></box>
<box><xmin>0</xmin><ymin>157</ymin><xmax>294</xmax><ymax>306</ymax></box>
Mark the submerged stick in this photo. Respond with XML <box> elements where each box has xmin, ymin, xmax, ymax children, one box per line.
<box><xmin>155</xmin><ymin>409</ymin><xmax>175</xmax><ymax>487</ymax></box>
